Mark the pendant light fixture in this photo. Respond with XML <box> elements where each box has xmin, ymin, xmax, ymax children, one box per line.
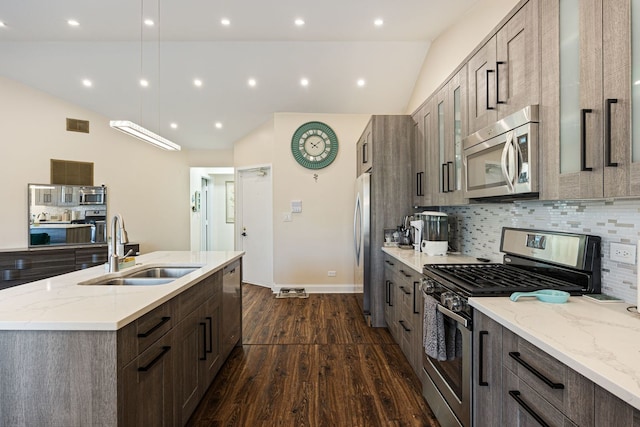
<box><xmin>110</xmin><ymin>0</ymin><xmax>180</xmax><ymax>151</ymax></box>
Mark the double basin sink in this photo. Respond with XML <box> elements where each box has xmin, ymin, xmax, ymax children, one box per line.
<box><xmin>78</xmin><ymin>265</ymin><xmax>202</xmax><ymax>286</ymax></box>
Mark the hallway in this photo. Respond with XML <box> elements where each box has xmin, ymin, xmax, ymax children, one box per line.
<box><xmin>187</xmin><ymin>284</ymin><xmax>439</xmax><ymax>426</ymax></box>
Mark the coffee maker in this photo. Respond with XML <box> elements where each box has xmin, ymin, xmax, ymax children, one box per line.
<box><xmin>416</xmin><ymin>211</ymin><xmax>449</xmax><ymax>256</ymax></box>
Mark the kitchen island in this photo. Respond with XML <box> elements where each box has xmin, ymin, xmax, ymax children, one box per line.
<box><xmin>0</xmin><ymin>250</ymin><xmax>244</xmax><ymax>427</ymax></box>
<box><xmin>470</xmin><ymin>296</ymin><xmax>640</xmax><ymax>419</ymax></box>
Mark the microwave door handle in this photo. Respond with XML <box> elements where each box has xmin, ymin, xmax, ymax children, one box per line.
<box><xmin>500</xmin><ymin>132</ymin><xmax>516</xmax><ymax>193</ymax></box>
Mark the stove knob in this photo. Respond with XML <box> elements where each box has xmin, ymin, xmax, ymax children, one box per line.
<box><xmin>422</xmin><ymin>278</ymin><xmax>436</xmax><ymax>294</ymax></box>
<box><xmin>449</xmin><ymin>296</ymin><xmax>464</xmax><ymax>312</ymax></box>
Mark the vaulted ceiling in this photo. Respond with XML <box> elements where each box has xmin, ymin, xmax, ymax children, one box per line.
<box><xmin>0</xmin><ymin>0</ymin><xmax>478</xmax><ymax>150</ymax></box>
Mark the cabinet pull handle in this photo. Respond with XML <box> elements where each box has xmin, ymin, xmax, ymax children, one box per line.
<box><xmin>138</xmin><ymin>346</ymin><xmax>171</xmax><ymax>372</ymax></box>
<box><xmin>362</xmin><ymin>142</ymin><xmax>368</xmax><ymax>164</ymax></box>
<box><xmin>605</xmin><ymin>98</ymin><xmax>619</xmax><ymax>167</ymax></box>
<box><xmin>399</xmin><ymin>320</ymin><xmax>411</xmax><ymax>332</ymax></box>
<box><xmin>478</xmin><ymin>331</ymin><xmax>489</xmax><ymax>386</ymax></box>
<box><xmin>416</xmin><ymin>172</ymin><xmax>424</xmax><ymax>197</ymax></box>
<box><xmin>385</xmin><ymin>280</ymin><xmax>390</xmax><ymax>304</ymax></box>
<box><xmin>447</xmin><ymin>161</ymin><xmax>454</xmax><ymax>192</ymax></box>
<box><xmin>398</xmin><ymin>285</ymin><xmax>410</xmax><ymax>295</ymax></box>
<box><xmin>580</xmin><ymin>108</ymin><xmax>594</xmax><ymax>171</ymax></box>
<box><xmin>388</xmin><ymin>281</ymin><xmax>393</xmax><ymax>307</ymax></box>
<box><xmin>206</xmin><ymin>316</ymin><xmax>213</xmax><ymax>353</ymax></box>
<box><xmin>486</xmin><ymin>69</ymin><xmax>496</xmax><ymax>110</ymax></box>
<box><xmin>137</xmin><ymin>316</ymin><xmax>171</xmax><ymax>338</ymax></box>
<box><xmin>508</xmin><ymin>390</ymin><xmax>550</xmax><ymax>427</ymax></box>
<box><xmin>442</xmin><ymin>163</ymin><xmax>448</xmax><ymax>193</ymax></box>
<box><xmin>508</xmin><ymin>352</ymin><xmax>564</xmax><ymax>389</ymax></box>
<box><xmin>496</xmin><ymin>61</ymin><xmax>506</xmax><ymax>104</ymax></box>
<box><xmin>200</xmin><ymin>322</ymin><xmax>207</xmax><ymax>360</ymax></box>
<box><xmin>413</xmin><ymin>281</ymin><xmax>420</xmax><ymax>314</ymax></box>
<box><xmin>399</xmin><ymin>269</ymin><xmax>411</xmax><ymax>278</ymax></box>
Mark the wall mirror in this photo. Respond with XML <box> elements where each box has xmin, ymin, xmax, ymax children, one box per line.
<box><xmin>28</xmin><ymin>184</ymin><xmax>107</xmax><ymax>247</ymax></box>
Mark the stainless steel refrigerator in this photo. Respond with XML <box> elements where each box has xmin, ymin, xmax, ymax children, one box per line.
<box><xmin>354</xmin><ymin>172</ymin><xmax>371</xmax><ymax>324</ymax></box>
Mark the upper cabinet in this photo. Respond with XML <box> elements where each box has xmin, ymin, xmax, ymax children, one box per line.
<box><xmin>541</xmin><ymin>0</ymin><xmax>640</xmax><ymax>199</ymax></box>
<box><xmin>433</xmin><ymin>67</ymin><xmax>468</xmax><ymax>206</ymax></box>
<box><xmin>412</xmin><ymin>100</ymin><xmax>434</xmax><ymax>207</ymax></box>
<box><xmin>356</xmin><ymin>120</ymin><xmax>373</xmax><ymax>176</ymax></box>
<box><xmin>467</xmin><ymin>0</ymin><xmax>540</xmax><ymax>134</ymax></box>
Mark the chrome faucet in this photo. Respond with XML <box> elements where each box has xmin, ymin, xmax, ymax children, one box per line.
<box><xmin>108</xmin><ymin>213</ymin><xmax>129</xmax><ymax>273</ymax></box>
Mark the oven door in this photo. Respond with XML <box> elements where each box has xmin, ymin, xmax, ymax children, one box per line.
<box><xmin>422</xmin><ymin>291</ymin><xmax>471</xmax><ymax>427</ymax></box>
<box><xmin>463</xmin><ymin>122</ymin><xmax>537</xmax><ymax>199</ymax></box>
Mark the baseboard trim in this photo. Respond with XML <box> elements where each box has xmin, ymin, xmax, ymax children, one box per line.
<box><xmin>272</xmin><ymin>284</ymin><xmax>357</xmax><ymax>294</ymax></box>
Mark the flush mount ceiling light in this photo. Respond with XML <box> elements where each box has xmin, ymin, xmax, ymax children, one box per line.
<box><xmin>110</xmin><ymin>120</ymin><xmax>181</xmax><ymax>151</ymax></box>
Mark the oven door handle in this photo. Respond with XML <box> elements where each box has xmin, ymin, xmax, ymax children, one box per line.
<box><xmin>437</xmin><ymin>304</ymin><xmax>468</xmax><ymax>329</ymax></box>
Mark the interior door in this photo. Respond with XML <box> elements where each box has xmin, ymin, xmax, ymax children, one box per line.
<box><xmin>236</xmin><ymin>167</ymin><xmax>273</xmax><ymax>287</ymax></box>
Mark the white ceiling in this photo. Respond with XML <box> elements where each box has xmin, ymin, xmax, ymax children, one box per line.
<box><xmin>0</xmin><ymin>0</ymin><xmax>478</xmax><ymax>150</ymax></box>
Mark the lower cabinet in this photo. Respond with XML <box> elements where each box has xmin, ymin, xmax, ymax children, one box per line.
<box><xmin>120</xmin><ymin>331</ymin><xmax>175</xmax><ymax>427</ymax></box>
<box><xmin>383</xmin><ymin>254</ymin><xmax>424</xmax><ymax>377</ymax></box>
<box><xmin>474</xmin><ymin>310</ymin><xmax>640</xmax><ymax>426</ymax></box>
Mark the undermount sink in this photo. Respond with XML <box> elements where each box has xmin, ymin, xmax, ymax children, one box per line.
<box><xmin>78</xmin><ymin>265</ymin><xmax>202</xmax><ymax>286</ymax></box>
<box><xmin>125</xmin><ymin>266</ymin><xmax>200</xmax><ymax>279</ymax></box>
<box><xmin>90</xmin><ymin>277</ymin><xmax>175</xmax><ymax>286</ymax></box>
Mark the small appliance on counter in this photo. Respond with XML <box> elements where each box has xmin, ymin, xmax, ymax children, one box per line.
<box><xmin>419</xmin><ymin>211</ymin><xmax>449</xmax><ymax>256</ymax></box>
<box><xmin>410</xmin><ymin>219</ymin><xmax>423</xmax><ymax>251</ymax></box>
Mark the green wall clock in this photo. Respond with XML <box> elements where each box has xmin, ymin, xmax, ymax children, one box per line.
<box><xmin>291</xmin><ymin>121</ymin><xmax>339</xmax><ymax>169</ymax></box>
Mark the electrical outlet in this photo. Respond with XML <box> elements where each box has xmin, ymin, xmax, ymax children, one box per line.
<box><xmin>610</xmin><ymin>242</ymin><xmax>637</xmax><ymax>264</ymax></box>
<box><xmin>283</xmin><ymin>212</ymin><xmax>292</xmax><ymax>222</ymax></box>
<box><xmin>328</xmin><ymin>270</ymin><xmax>336</xmax><ymax>277</ymax></box>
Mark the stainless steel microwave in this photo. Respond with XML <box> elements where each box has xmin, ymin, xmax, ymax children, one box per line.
<box><xmin>79</xmin><ymin>186</ymin><xmax>107</xmax><ymax>205</ymax></box>
<box><xmin>463</xmin><ymin>105</ymin><xmax>539</xmax><ymax>199</ymax></box>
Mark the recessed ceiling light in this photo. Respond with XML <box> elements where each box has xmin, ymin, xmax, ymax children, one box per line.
<box><xmin>635</xmin><ymin>80</ymin><xmax>640</xmax><ymax>86</ymax></box>
<box><xmin>295</xmin><ymin>18</ymin><xmax>305</xmax><ymax>26</ymax></box>
<box><xmin>248</xmin><ymin>78</ymin><xmax>257</xmax><ymax>87</ymax></box>
<box><xmin>0</xmin><ymin>22</ymin><xmax>6</xmax><ymax>28</ymax></box>
<box><xmin>215</xmin><ymin>122</ymin><xmax>223</xmax><ymax>129</ymax></box>
<box><xmin>374</xmin><ymin>18</ymin><xmax>384</xmax><ymax>27</ymax></box>
<box><xmin>67</xmin><ymin>19</ymin><xmax>80</xmax><ymax>27</ymax></box>
<box><xmin>82</xmin><ymin>79</ymin><xmax>92</xmax><ymax>87</ymax></box>
<box><xmin>357</xmin><ymin>79</ymin><xmax>366</xmax><ymax>87</ymax></box>
<box><xmin>170</xmin><ymin>123</ymin><xmax>178</xmax><ymax>129</ymax></box>
<box><xmin>140</xmin><ymin>79</ymin><xmax>149</xmax><ymax>87</ymax></box>
<box><xmin>193</xmin><ymin>78</ymin><xmax>203</xmax><ymax>87</ymax></box>
<box><xmin>144</xmin><ymin>19</ymin><xmax>155</xmax><ymax>27</ymax></box>
<box><xmin>300</xmin><ymin>78</ymin><xmax>309</xmax><ymax>87</ymax></box>
<box><xmin>221</xmin><ymin>18</ymin><xmax>230</xmax><ymax>26</ymax></box>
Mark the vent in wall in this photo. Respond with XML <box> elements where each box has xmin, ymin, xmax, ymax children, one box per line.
<box><xmin>51</xmin><ymin>159</ymin><xmax>94</xmax><ymax>185</ymax></box>
<box><xmin>66</xmin><ymin>118</ymin><xmax>90</xmax><ymax>133</ymax></box>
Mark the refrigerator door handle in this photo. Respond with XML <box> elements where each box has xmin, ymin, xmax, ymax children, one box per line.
<box><xmin>354</xmin><ymin>191</ymin><xmax>362</xmax><ymax>265</ymax></box>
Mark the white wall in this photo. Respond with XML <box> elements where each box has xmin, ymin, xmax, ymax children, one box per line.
<box><xmin>0</xmin><ymin>76</ymin><xmax>191</xmax><ymax>252</ymax></box>
<box><xmin>406</xmin><ymin>0</ymin><xmax>521</xmax><ymax>114</ymax></box>
<box><xmin>234</xmin><ymin>113</ymin><xmax>370</xmax><ymax>290</ymax></box>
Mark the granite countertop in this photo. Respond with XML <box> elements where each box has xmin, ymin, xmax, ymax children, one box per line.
<box><xmin>470</xmin><ymin>296</ymin><xmax>640</xmax><ymax>411</ymax></box>
<box><xmin>0</xmin><ymin>250</ymin><xmax>244</xmax><ymax>331</ymax></box>
<box><xmin>381</xmin><ymin>246</ymin><xmax>483</xmax><ymax>272</ymax></box>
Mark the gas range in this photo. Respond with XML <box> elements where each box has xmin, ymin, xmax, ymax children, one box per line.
<box><xmin>422</xmin><ymin>227</ymin><xmax>601</xmax><ymax>314</ymax></box>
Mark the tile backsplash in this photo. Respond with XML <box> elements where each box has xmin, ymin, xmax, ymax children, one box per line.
<box><xmin>441</xmin><ymin>199</ymin><xmax>640</xmax><ymax>304</ymax></box>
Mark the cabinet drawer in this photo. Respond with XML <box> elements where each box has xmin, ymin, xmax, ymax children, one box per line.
<box><xmin>503</xmin><ymin>367</ymin><xmax>578</xmax><ymax>427</ymax></box>
<box><xmin>502</xmin><ymin>329</ymin><xmax>594</xmax><ymax>427</ymax></box>
<box><xmin>178</xmin><ymin>271</ymin><xmax>221</xmax><ymax>318</ymax></box>
<box><xmin>118</xmin><ymin>299</ymin><xmax>177</xmax><ymax>367</ymax></box>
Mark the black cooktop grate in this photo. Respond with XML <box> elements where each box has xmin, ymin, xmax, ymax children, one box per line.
<box><xmin>425</xmin><ymin>263</ymin><xmax>585</xmax><ymax>296</ymax></box>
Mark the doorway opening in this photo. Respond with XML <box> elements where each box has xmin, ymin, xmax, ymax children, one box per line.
<box><xmin>189</xmin><ymin>167</ymin><xmax>235</xmax><ymax>251</ymax></box>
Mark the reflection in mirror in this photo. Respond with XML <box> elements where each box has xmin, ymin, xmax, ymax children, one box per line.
<box><xmin>28</xmin><ymin>184</ymin><xmax>108</xmax><ymax>247</ymax></box>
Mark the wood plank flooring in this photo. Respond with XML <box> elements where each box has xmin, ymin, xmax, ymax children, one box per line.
<box><xmin>187</xmin><ymin>284</ymin><xmax>439</xmax><ymax>426</ymax></box>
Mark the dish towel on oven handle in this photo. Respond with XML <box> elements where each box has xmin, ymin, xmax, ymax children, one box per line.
<box><xmin>423</xmin><ymin>295</ymin><xmax>447</xmax><ymax>360</ymax></box>
<box><xmin>423</xmin><ymin>296</ymin><xmax>462</xmax><ymax>361</ymax></box>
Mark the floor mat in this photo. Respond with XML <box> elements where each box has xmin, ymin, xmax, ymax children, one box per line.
<box><xmin>276</xmin><ymin>288</ymin><xmax>309</xmax><ymax>299</ymax></box>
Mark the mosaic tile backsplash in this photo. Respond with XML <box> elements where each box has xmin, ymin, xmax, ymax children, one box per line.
<box><xmin>441</xmin><ymin>199</ymin><xmax>640</xmax><ymax>304</ymax></box>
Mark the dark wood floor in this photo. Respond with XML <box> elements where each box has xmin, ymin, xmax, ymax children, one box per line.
<box><xmin>187</xmin><ymin>284</ymin><xmax>439</xmax><ymax>426</ymax></box>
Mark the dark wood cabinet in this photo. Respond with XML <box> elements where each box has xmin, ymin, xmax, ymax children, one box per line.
<box><xmin>358</xmin><ymin>115</ymin><xmax>413</xmax><ymax>328</ymax></box>
<box><xmin>221</xmin><ymin>259</ymin><xmax>242</xmax><ymax>358</ymax></box>
<box><xmin>473</xmin><ymin>311</ymin><xmax>503</xmax><ymax>427</ymax></box>
<box><xmin>0</xmin><ymin>249</ymin><xmax>76</xmax><ymax>289</ymax></box>
<box><xmin>356</xmin><ymin>120</ymin><xmax>373</xmax><ymax>176</ymax></box>
<box><xmin>120</xmin><ymin>331</ymin><xmax>175</xmax><ymax>427</ymax></box>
